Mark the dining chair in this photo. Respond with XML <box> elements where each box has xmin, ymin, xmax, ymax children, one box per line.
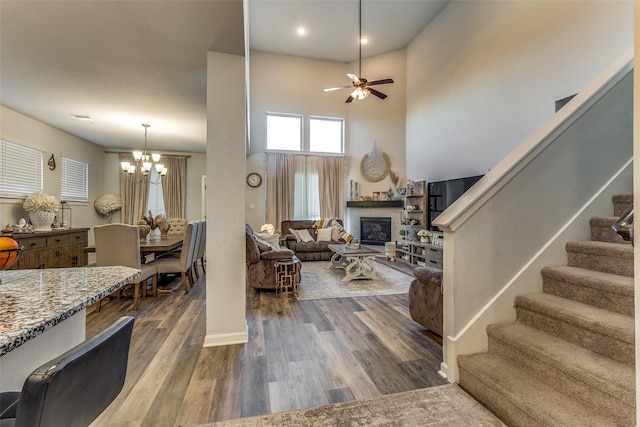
<box><xmin>191</xmin><ymin>220</ymin><xmax>206</xmax><ymax>278</ymax></box>
<box><xmin>167</xmin><ymin>218</ymin><xmax>188</xmax><ymax>235</ymax></box>
<box><xmin>194</xmin><ymin>220</ymin><xmax>206</xmax><ymax>276</ymax></box>
<box><xmin>0</xmin><ymin>316</ymin><xmax>134</xmax><ymax>427</ymax></box>
<box><xmin>94</xmin><ymin>223</ymin><xmax>158</xmax><ymax>310</ymax></box>
<box><xmin>154</xmin><ymin>221</ymin><xmax>197</xmax><ymax>293</ymax></box>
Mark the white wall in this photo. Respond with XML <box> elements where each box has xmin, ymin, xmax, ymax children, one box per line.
<box><xmin>204</xmin><ymin>50</ymin><xmax>247</xmax><ymax>346</ymax></box>
<box><xmin>247</xmin><ymin>50</ymin><xmax>407</xmax><ymax>231</ymax></box>
<box><xmin>406</xmin><ymin>0</ymin><xmax>633</xmax><ymax>183</ymax></box>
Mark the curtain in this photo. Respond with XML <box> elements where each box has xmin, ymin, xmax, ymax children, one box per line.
<box><xmin>266</xmin><ymin>153</ymin><xmax>296</xmax><ymax>231</ymax></box>
<box><xmin>318</xmin><ymin>156</ymin><xmax>345</xmax><ymax>220</ymax></box>
<box><xmin>266</xmin><ymin>152</ymin><xmax>345</xmax><ymax>229</ymax></box>
<box><xmin>120</xmin><ymin>153</ymin><xmax>150</xmax><ymax>225</ymax></box>
<box><xmin>161</xmin><ymin>155</ymin><xmax>186</xmax><ymax>219</ymax></box>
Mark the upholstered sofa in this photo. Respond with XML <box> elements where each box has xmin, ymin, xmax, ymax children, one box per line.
<box><xmin>408</xmin><ymin>266</ymin><xmax>443</xmax><ymax>336</ymax></box>
<box><xmin>246</xmin><ymin>224</ymin><xmax>298</xmax><ymax>289</ymax></box>
<box><xmin>280</xmin><ymin>219</ymin><xmax>344</xmax><ymax>261</ymax></box>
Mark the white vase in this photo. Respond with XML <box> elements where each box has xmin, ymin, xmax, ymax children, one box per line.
<box><xmin>420</xmin><ymin>237</ymin><xmax>430</xmax><ymax>243</ymax></box>
<box><xmin>29</xmin><ymin>210</ymin><xmax>55</xmax><ymax>232</ymax></box>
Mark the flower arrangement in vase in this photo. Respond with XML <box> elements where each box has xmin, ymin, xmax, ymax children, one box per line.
<box><xmin>23</xmin><ymin>191</ymin><xmax>60</xmax><ymax>231</ymax></box>
<box><xmin>141</xmin><ymin>210</ymin><xmax>170</xmax><ymax>237</ymax></box>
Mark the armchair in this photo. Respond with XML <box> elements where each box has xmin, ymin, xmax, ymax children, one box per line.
<box><xmin>246</xmin><ymin>224</ymin><xmax>298</xmax><ymax>289</ymax></box>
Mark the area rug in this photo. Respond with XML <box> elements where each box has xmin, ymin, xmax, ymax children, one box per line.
<box><xmin>296</xmin><ymin>259</ymin><xmax>412</xmax><ymax>301</ymax></box>
<box><xmin>191</xmin><ymin>383</ymin><xmax>505</xmax><ymax>426</ymax></box>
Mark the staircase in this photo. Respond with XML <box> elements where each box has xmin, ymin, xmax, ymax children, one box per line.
<box><xmin>458</xmin><ymin>194</ymin><xmax>635</xmax><ymax>426</ymax></box>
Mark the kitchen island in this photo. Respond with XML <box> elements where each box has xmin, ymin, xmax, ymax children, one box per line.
<box><xmin>0</xmin><ymin>266</ymin><xmax>140</xmax><ymax>391</ymax></box>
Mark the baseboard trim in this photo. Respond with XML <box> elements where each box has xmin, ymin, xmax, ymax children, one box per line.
<box><xmin>203</xmin><ymin>321</ymin><xmax>248</xmax><ymax>347</ymax></box>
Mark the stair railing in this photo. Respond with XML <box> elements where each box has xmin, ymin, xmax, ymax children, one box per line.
<box><xmin>612</xmin><ymin>206</ymin><xmax>634</xmax><ymax>245</ymax></box>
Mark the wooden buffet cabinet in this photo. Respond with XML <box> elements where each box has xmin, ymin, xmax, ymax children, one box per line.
<box><xmin>8</xmin><ymin>228</ymin><xmax>89</xmax><ymax>269</ymax></box>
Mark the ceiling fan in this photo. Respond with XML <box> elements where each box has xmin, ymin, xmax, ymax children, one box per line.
<box><xmin>324</xmin><ymin>0</ymin><xmax>394</xmax><ymax>103</ymax></box>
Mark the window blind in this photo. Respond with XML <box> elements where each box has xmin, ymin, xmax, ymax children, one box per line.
<box><xmin>61</xmin><ymin>157</ymin><xmax>88</xmax><ymax>202</ymax></box>
<box><xmin>0</xmin><ymin>139</ymin><xmax>43</xmax><ymax>198</ymax></box>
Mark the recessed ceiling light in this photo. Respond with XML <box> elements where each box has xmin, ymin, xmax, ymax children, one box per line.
<box><xmin>71</xmin><ymin>114</ymin><xmax>94</xmax><ymax>122</ymax></box>
<box><xmin>297</xmin><ymin>27</ymin><xmax>306</xmax><ymax>36</ymax></box>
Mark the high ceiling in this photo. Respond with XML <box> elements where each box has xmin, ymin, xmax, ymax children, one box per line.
<box><xmin>0</xmin><ymin>0</ymin><xmax>448</xmax><ymax>153</ymax></box>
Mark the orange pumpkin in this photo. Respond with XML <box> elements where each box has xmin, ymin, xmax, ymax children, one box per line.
<box><xmin>0</xmin><ymin>237</ymin><xmax>20</xmax><ymax>269</ymax></box>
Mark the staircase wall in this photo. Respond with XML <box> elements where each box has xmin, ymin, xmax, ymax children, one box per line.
<box><xmin>433</xmin><ymin>50</ymin><xmax>633</xmax><ymax>381</ymax></box>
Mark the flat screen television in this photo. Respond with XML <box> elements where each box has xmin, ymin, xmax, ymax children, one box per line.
<box><xmin>427</xmin><ymin>174</ymin><xmax>484</xmax><ymax>230</ymax></box>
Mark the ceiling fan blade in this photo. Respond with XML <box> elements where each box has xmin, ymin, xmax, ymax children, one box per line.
<box><xmin>347</xmin><ymin>73</ymin><xmax>361</xmax><ymax>84</ymax></box>
<box><xmin>346</xmin><ymin>95</ymin><xmax>354</xmax><ymax>103</ymax></box>
<box><xmin>324</xmin><ymin>85</ymin><xmax>351</xmax><ymax>92</ymax></box>
<box><xmin>366</xmin><ymin>78</ymin><xmax>394</xmax><ymax>86</ymax></box>
<box><xmin>368</xmin><ymin>88</ymin><xmax>387</xmax><ymax>100</ymax></box>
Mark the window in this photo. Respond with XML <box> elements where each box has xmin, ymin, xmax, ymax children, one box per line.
<box><xmin>310</xmin><ymin>116</ymin><xmax>344</xmax><ymax>153</ymax></box>
<box><xmin>266</xmin><ymin>113</ymin><xmax>302</xmax><ymax>151</ymax></box>
<box><xmin>293</xmin><ymin>156</ymin><xmax>320</xmax><ymax>220</ymax></box>
<box><xmin>147</xmin><ymin>168</ymin><xmax>166</xmax><ymax>216</ymax></box>
<box><xmin>0</xmin><ymin>139</ymin><xmax>43</xmax><ymax>198</ymax></box>
<box><xmin>266</xmin><ymin>113</ymin><xmax>344</xmax><ymax>154</ymax></box>
<box><xmin>61</xmin><ymin>157</ymin><xmax>88</xmax><ymax>202</ymax></box>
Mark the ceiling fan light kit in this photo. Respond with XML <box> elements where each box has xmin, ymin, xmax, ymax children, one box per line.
<box><xmin>324</xmin><ymin>0</ymin><xmax>394</xmax><ymax>103</ymax></box>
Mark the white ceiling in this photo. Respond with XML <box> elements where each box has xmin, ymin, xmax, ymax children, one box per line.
<box><xmin>0</xmin><ymin>0</ymin><xmax>448</xmax><ymax>153</ymax></box>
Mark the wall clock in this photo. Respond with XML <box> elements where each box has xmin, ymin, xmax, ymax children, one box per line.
<box><xmin>246</xmin><ymin>172</ymin><xmax>262</xmax><ymax>188</ymax></box>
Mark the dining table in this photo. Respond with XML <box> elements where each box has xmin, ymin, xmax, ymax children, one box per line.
<box><xmin>139</xmin><ymin>234</ymin><xmax>184</xmax><ymax>256</ymax></box>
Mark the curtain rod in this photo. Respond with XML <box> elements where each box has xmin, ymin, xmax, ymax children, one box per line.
<box><xmin>105</xmin><ymin>150</ymin><xmax>192</xmax><ymax>158</ymax></box>
<box><xmin>263</xmin><ymin>149</ymin><xmax>346</xmax><ymax>157</ymax></box>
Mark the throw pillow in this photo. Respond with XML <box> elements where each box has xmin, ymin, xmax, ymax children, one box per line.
<box><xmin>289</xmin><ymin>228</ymin><xmax>302</xmax><ymax>243</ymax></box>
<box><xmin>255</xmin><ymin>232</ymin><xmax>280</xmax><ymax>249</ymax></box>
<box><xmin>316</xmin><ymin>227</ymin><xmax>333</xmax><ymax>242</ymax></box>
<box><xmin>330</xmin><ymin>226</ymin><xmax>341</xmax><ymax>241</ymax></box>
<box><xmin>298</xmin><ymin>229</ymin><xmax>315</xmax><ymax>243</ymax></box>
<box><xmin>254</xmin><ymin>236</ymin><xmax>275</xmax><ymax>252</ymax></box>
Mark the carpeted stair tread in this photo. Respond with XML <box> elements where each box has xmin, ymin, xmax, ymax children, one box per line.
<box><xmin>515</xmin><ymin>293</ymin><xmax>634</xmax><ymax>364</ymax></box>
<box><xmin>487</xmin><ymin>323</ymin><xmax>635</xmax><ymax>410</ymax></box>
<box><xmin>612</xmin><ymin>194</ymin><xmax>633</xmax><ymax>216</ymax></box>
<box><xmin>541</xmin><ymin>265</ymin><xmax>633</xmax><ymax>315</ymax></box>
<box><xmin>589</xmin><ymin>216</ymin><xmax>631</xmax><ymax>244</ymax></box>
<box><xmin>458</xmin><ymin>352</ymin><xmax>618</xmax><ymax>427</ymax></box>
<box><xmin>566</xmin><ymin>241</ymin><xmax>633</xmax><ymax>276</ymax></box>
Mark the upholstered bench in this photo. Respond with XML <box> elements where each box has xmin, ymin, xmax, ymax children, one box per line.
<box><xmin>408</xmin><ymin>266</ymin><xmax>443</xmax><ymax>336</ymax></box>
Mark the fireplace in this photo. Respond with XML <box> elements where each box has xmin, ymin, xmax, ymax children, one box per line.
<box><xmin>360</xmin><ymin>217</ymin><xmax>392</xmax><ymax>246</ymax></box>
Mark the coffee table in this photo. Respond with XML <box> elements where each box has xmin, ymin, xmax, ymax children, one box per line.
<box><xmin>327</xmin><ymin>243</ymin><xmax>380</xmax><ymax>282</ymax></box>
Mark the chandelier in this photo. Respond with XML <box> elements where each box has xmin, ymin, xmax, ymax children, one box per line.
<box><xmin>120</xmin><ymin>124</ymin><xmax>167</xmax><ymax>184</ymax></box>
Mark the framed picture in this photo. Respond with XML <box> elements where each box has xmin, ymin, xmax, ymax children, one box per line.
<box><xmin>399</xmin><ymin>188</ymin><xmax>407</xmax><ymax>196</ymax></box>
<box><xmin>379</xmin><ymin>192</ymin><xmax>389</xmax><ymax>201</ymax></box>
<box><xmin>373</xmin><ymin>192</ymin><xmax>380</xmax><ymax>201</ymax></box>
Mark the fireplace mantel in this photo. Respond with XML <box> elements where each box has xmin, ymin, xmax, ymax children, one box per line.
<box><xmin>346</xmin><ymin>200</ymin><xmax>403</xmax><ymax>208</ymax></box>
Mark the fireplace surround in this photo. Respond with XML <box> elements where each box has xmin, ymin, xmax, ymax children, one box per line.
<box><xmin>360</xmin><ymin>217</ymin><xmax>392</xmax><ymax>246</ymax></box>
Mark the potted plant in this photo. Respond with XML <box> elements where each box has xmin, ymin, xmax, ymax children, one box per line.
<box><xmin>23</xmin><ymin>191</ymin><xmax>60</xmax><ymax>231</ymax></box>
<box><xmin>399</xmin><ymin>229</ymin><xmax>406</xmax><ymax>240</ymax></box>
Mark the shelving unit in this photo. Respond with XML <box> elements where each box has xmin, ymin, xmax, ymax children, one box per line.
<box><xmin>395</xmin><ymin>240</ymin><xmax>443</xmax><ymax>270</ymax></box>
<box><xmin>400</xmin><ymin>180</ymin><xmax>426</xmax><ymax>240</ymax></box>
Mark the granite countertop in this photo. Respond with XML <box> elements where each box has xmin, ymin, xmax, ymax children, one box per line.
<box><xmin>0</xmin><ymin>266</ymin><xmax>140</xmax><ymax>356</ymax></box>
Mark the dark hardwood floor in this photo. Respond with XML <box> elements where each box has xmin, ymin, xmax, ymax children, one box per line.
<box><xmin>88</xmin><ymin>270</ymin><xmax>445</xmax><ymax>427</ymax></box>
